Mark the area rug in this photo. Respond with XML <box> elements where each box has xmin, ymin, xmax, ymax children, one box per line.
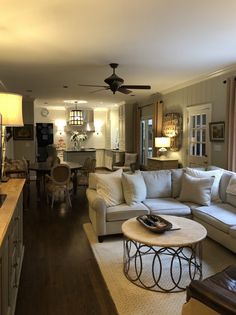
<box><xmin>83</xmin><ymin>223</ymin><xmax>235</xmax><ymax>315</ymax></box>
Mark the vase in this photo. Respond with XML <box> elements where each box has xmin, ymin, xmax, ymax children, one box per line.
<box><xmin>73</xmin><ymin>141</ymin><xmax>80</xmax><ymax>151</ymax></box>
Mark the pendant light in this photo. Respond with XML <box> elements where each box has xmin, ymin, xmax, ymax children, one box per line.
<box><xmin>69</xmin><ymin>101</ymin><xmax>84</xmax><ymax>125</ymax></box>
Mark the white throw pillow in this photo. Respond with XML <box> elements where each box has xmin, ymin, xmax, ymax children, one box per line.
<box><xmin>122</xmin><ymin>171</ymin><xmax>147</xmax><ymax>205</ymax></box>
<box><xmin>186</xmin><ymin>167</ymin><xmax>223</xmax><ymax>202</ymax></box>
<box><xmin>141</xmin><ymin>170</ymin><xmax>172</xmax><ymax>198</ymax></box>
<box><xmin>179</xmin><ymin>173</ymin><xmax>214</xmax><ymax>206</ymax></box>
<box><xmin>96</xmin><ymin>169</ymin><xmax>124</xmax><ymax>206</ymax></box>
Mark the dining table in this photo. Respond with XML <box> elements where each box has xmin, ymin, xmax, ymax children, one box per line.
<box><xmin>29</xmin><ymin>161</ymin><xmax>82</xmax><ymax>197</ymax></box>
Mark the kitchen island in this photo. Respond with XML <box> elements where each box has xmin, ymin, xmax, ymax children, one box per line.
<box><xmin>63</xmin><ymin>149</ymin><xmax>96</xmax><ymax>164</ymax></box>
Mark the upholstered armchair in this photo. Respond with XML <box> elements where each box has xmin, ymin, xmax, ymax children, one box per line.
<box><xmin>113</xmin><ymin>153</ymin><xmax>138</xmax><ymax>172</ymax></box>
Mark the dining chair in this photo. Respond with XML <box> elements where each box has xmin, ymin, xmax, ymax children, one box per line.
<box><xmin>45</xmin><ymin>164</ymin><xmax>73</xmax><ymax>208</ymax></box>
<box><xmin>4</xmin><ymin>156</ymin><xmax>30</xmax><ymax>209</ymax></box>
<box><xmin>78</xmin><ymin>158</ymin><xmax>96</xmax><ymax>187</ymax></box>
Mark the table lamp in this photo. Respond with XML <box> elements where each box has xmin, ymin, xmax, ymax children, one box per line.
<box><xmin>155</xmin><ymin>137</ymin><xmax>170</xmax><ymax>159</ymax></box>
<box><xmin>0</xmin><ymin>92</ymin><xmax>23</xmax><ymax>181</ymax></box>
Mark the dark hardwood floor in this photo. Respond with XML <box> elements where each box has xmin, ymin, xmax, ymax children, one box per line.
<box><xmin>15</xmin><ymin>182</ymin><xmax>118</xmax><ymax>315</ymax></box>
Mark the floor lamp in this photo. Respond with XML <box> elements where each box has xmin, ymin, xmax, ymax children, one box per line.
<box><xmin>0</xmin><ymin>93</ymin><xmax>23</xmax><ymax>181</ymax></box>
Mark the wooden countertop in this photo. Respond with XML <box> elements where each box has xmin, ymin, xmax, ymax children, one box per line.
<box><xmin>0</xmin><ymin>179</ymin><xmax>25</xmax><ymax>247</ymax></box>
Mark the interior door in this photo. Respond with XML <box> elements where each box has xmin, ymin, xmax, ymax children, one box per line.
<box><xmin>140</xmin><ymin>118</ymin><xmax>153</xmax><ymax>165</ymax></box>
<box><xmin>187</xmin><ymin>104</ymin><xmax>212</xmax><ymax>168</ymax></box>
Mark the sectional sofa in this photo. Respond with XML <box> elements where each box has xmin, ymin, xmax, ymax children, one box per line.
<box><xmin>86</xmin><ymin>166</ymin><xmax>236</xmax><ymax>253</ymax></box>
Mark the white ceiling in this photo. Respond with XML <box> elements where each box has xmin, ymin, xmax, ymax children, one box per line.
<box><xmin>1</xmin><ymin>0</ymin><xmax>236</xmax><ymax>109</ymax></box>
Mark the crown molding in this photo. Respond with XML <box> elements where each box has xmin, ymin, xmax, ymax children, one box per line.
<box><xmin>160</xmin><ymin>63</ymin><xmax>236</xmax><ymax>95</ymax></box>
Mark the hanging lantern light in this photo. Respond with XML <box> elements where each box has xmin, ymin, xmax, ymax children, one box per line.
<box><xmin>69</xmin><ymin>102</ymin><xmax>84</xmax><ymax>125</ymax></box>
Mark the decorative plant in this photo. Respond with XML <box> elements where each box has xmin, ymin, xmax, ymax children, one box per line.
<box><xmin>70</xmin><ymin>131</ymin><xmax>87</xmax><ymax>149</ymax></box>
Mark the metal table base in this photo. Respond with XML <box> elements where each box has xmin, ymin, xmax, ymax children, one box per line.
<box><xmin>123</xmin><ymin>238</ymin><xmax>203</xmax><ymax>293</ymax></box>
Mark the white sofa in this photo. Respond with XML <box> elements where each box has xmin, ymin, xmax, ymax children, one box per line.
<box><xmin>86</xmin><ymin>166</ymin><xmax>236</xmax><ymax>253</ymax></box>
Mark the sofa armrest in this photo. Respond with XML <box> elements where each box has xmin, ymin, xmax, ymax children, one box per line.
<box><xmin>86</xmin><ymin>188</ymin><xmax>107</xmax><ymax>236</ymax></box>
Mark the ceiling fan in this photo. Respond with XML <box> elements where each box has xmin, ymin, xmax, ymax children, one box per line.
<box><xmin>79</xmin><ymin>63</ymin><xmax>151</xmax><ymax>95</ymax></box>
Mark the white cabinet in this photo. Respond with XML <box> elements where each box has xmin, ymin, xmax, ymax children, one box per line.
<box><xmin>95</xmin><ymin>149</ymin><xmax>105</xmax><ymax>168</ymax></box>
<box><xmin>0</xmin><ymin>180</ymin><xmax>24</xmax><ymax>315</ymax></box>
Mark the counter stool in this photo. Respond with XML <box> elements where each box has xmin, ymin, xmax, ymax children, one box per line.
<box><xmin>182</xmin><ymin>265</ymin><xmax>236</xmax><ymax>315</ymax></box>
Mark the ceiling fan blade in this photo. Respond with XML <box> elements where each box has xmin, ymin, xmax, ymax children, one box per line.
<box><xmin>90</xmin><ymin>87</ymin><xmax>110</xmax><ymax>93</ymax></box>
<box><xmin>121</xmin><ymin>85</ymin><xmax>151</xmax><ymax>90</ymax></box>
<box><xmin>118</xmin><ymin>87</ymin><xmax>132</xmax><ymax>94</ymax></box>
<box><xmin>78</xmin><ymin>84</ymin><xmax>107</xmax><ymax>88</ymax></box>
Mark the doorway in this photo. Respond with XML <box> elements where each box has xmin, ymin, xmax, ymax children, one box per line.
<box><xmin>140</xmin><ymin>118</ymin><xmax>153</xmax><ymax>165</ymax></box>
<box><xmin>186</xmin><ymin>104</ymin><xmax>212</xmax><ymax>167</ymax></box>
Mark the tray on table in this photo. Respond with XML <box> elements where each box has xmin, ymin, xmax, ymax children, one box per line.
<box><xmin>136</xmin><ymin>214</ymin><xmax>173</xmax><ymax>233</ymax></box>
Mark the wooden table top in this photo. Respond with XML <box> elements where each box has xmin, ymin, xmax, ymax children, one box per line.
<box><xmin>122</xmin><ymin>215</ymin><xmax>207</xmax><ymax>247</ymax></box>
<box><xmin>29</xmin><ymin>161</ymin><xmax>82</xmax><ymax>172</ymax></box>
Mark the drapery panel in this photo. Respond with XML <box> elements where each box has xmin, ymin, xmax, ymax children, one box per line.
<box><xmin>226</xmin><ymin>77</ymin><xmax>236</xmax><ymax>171</ymax></box>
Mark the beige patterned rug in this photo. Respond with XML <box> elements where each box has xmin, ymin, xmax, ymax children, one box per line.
<box><xmin>83</xmin><ymin>223</ymin><xmax>235</xmax><ymax>315</ymax></box>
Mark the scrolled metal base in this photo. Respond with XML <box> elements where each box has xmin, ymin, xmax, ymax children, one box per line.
<box><xmin>123</xmin><ymin>238</ymin><xmax>203</xmax><ymax>292</ymax></box>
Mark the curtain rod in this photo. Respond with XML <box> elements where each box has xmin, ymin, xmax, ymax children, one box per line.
<box><xmin>138</xmin><ymin>100</ymin><xmax>163</xmax><ymax>109</ymax></box>
<box><xmin>223</xmin><ymin>78</ymin><xmax>236</xmax><ymax>84</ymax></box>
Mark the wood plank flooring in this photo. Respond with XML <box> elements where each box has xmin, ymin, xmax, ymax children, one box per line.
<box><xmin>15</xmin><ymin>183</ymin><xmax>118</xmax><ymax>315</ymax></box>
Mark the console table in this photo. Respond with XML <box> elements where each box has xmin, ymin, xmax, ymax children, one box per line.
<box><xmin>147</xmin><ymin>157</ymin><xmax>178</xmax><ymax>170</ymax></box>
<box><xmin>0</xmin><ymin>179</ymin><xmax>25</xmax><ymax>315</ymax></box>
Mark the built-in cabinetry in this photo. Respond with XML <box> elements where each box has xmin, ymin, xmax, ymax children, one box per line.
<box><xmin>95</xmin><ymin>149</ymin><xmax>105</xmax><ymax>168</ymax></box>
<box><xmin>63</xmin><ymin>150</ymin><xmax>96</xmax><ymax>164</ymax></box>
<box><xmin>147</xmin><ymin>157</ymin><xmax>178</xmax><ymax>170</ymax></box>
<box><xmin>0</xmin><ymin>179</ymin><xmax>24</xmax><ymax>315</ymax></box>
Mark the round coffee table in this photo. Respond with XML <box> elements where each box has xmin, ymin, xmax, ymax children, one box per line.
<box><xmin>122</xmin><ymin>215</ymin><xmax>207</xmax><ymax>292</ymax></box>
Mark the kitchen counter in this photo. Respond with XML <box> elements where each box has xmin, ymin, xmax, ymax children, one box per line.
<box><xmin>64</xmin><ymin>148</ymin><xmax>96</xmax><ymax>152</ymax></box>
<box><xmin>63</xmin><ymin>149</ymin><xmax>96</xmax><ymax>164</ymax></box>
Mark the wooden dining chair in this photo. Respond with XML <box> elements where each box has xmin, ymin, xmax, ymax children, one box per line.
<box><xmin>45</xmin><ymin>164</ymin><xmax>73</xmax><ymax>208</ymax></box>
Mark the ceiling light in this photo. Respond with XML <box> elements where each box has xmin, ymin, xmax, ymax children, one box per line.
<box><xmin>64</xmin><ymin>100</ymin><xmax>88</xmax><ymax>104</ymax></box>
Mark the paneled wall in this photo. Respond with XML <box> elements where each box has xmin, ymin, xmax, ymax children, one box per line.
<box><xmin>162</xmin><ymin>74</ymin><xmax>229</xmax><ymax>168</ymax></box>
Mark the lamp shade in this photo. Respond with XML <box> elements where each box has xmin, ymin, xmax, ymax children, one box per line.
<box><xmin>155</xmin><ymin>137</ymin><xmax>170</xmax><ymax>148</ymax></box>
<box><xmin>0</xmin><ymin>93</ymin><xmax>23</xmax><ymax>126</ymax></box>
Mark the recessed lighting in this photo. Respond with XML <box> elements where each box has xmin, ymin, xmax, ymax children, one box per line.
<box><xmin>63</xmin><ymin>85</ymin><xmax>68</xmax><ymax>88</ymax></box>
<box><xmin>64</xmin><ymin>100</ymin><xmax>88</xmax><ymax>104</ymax></box>
<box><xmin>26</xmin><ymin>89</ymin><xmax>32</xmax><ymax>92</ymax></box>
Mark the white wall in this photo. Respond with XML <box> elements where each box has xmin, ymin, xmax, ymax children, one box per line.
<box><xmin>162</xmin><ymin>74</ymin><xmax>229</xmax><ymax>168</ymax></box>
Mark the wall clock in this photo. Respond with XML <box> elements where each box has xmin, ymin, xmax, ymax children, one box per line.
<box><xmin>41</xmin><ymin>108</ymin><xmax>49</xmax><ymax>117</ymax></box>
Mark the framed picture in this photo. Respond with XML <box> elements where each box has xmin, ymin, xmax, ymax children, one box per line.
<box><xmin>13</xmin><ymin>124</ymin><xmax>34</xmax><ymax>140</ymax></box>
<box><xmin>209</xmin><ymin>121</ymin><xmax>225</xmax><ymax>142</ymax></box>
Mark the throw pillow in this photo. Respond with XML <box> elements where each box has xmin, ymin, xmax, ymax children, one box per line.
<box><xmin>122</xmin><ymin>171</ymin><xmax>147</xmax><ymax>205</ymax></box>
<box><xmin>179</xmin><ymin>173</ymin><xmax>214</xmax><ymax>206</ymax></box>
<box><xmin>88</xmin><ymin>169</ymin><xmax>122</xmax><ymax>190</ymax></box>
<box><xmin>185</xmin><ymin>167</ymin><xmax>223</xmax><ymax>202</ymax></box>
<box><xmin>226</xmin><ymin>174</ymin><xmax>236</xmax><ymax>207</ymax></box>
<box><xmin>96</xmin><ymin>169</ymin><xmax>124</xmax><ymax>206</ymax></box>
<box><xmin>141</xmin><ymin>170</ymin><xmax>172</xmax><ymax>198</ymax></box>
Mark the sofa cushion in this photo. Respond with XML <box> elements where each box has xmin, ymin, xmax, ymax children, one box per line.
<box><xmin>141</xmin><ymin>170</ymin><xmax>172</xmax><ymax>198</ymax></box>
<box><xmin>106</xmin><ymin>203</ymin><xmax>149</xmax><ymax>222</ymax></box>
<box><xmin>192</xmin><ymin>203</ymin><xmax>236</xmax><ymax>233</ymax></box>
<box><xmin>225</xmin><ymin>174</ymin><xmax>236</xmax><ymax>208</ymax></box>
<box><xmin>122</xmin><ymin>171</ymin><xmax>147</xmax><ymax>205</ymax></box>
<box><xmin>179</xmin><ymin>173</ymin><xmax>214</xmax><ymax>206</ymax></box>
<box><xmin>143</xmin><ymin>198</ymin><xmax>191</xmax><ymax>216</ymax></box>
<box><xmin>229</xmin><ymin>226</ymin><xmax>236</xmax><ymax>239</ymax></box>
<box><xmin>88</xmin><ymin>169</ymin><xmax>122</xmax><ymax>190</ymax></box>
<box><xmin>171</xmin><ymin>168</ymin><xmax>185</xmax><ymax>198</ymax></box>
<box><xmin>219</xmin><ymin>171</ymin><xmax>233</xmax><ymax>202</ymax></box>
<box><xmin>185</xmin><ymin>167</ymin><xmax>223</xmax><ymax>202</ymax></box>
<box><xmin>96</xmin><ymin>169</ymin><xmax>124</xmax><ymax>206</ymax></box>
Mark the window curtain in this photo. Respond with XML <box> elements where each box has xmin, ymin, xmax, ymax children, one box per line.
<box><xmin>226</xmin><ymin>77</ymin><xmax>236</xmax><ymax>171</ymax></box>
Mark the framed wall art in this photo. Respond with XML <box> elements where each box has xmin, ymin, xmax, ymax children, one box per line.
<box><xmin>209</xmin><ymin>121</ymin><xmax>225</xmax><ymax>142</ymax></box>
<box><xmin>13</xmin><ymin>124</ymin><xmax>34</xmax><ymax>140</ymax></box>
